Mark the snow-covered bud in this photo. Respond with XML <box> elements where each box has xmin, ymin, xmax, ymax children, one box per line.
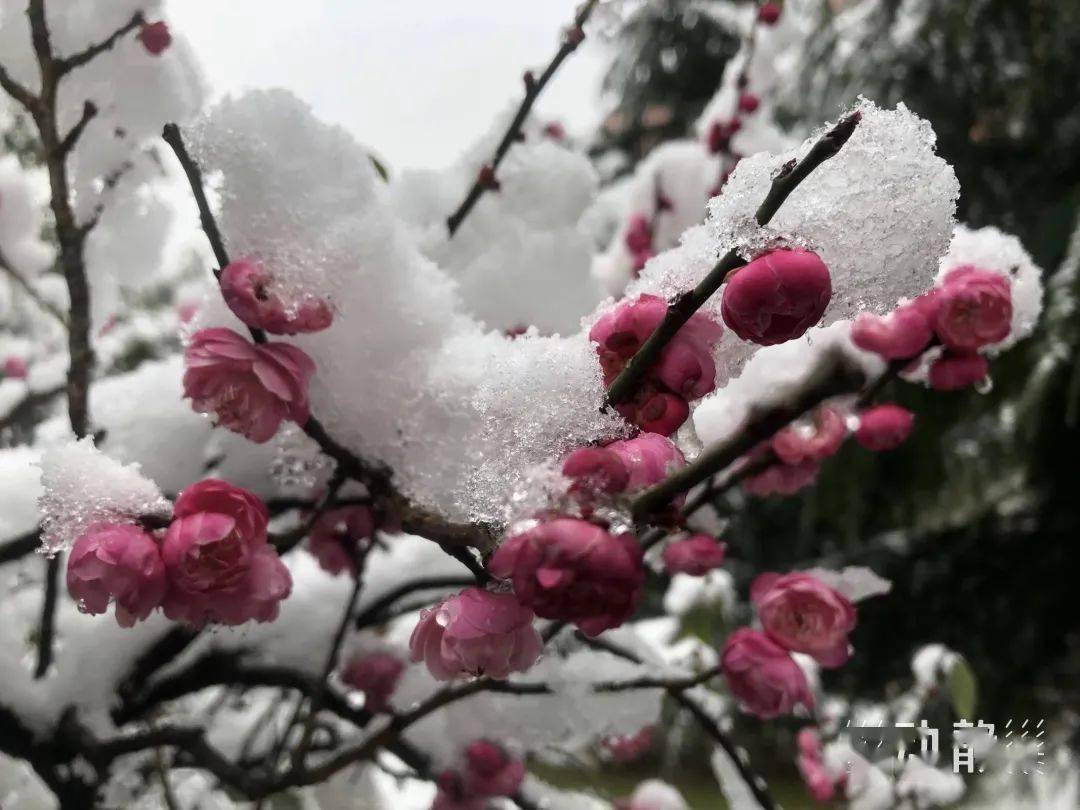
<box><xmin>162</xmin><ymin>480</ymin><xmax>291</xmax><ymax>626</ymax></box>
<box><xmin>616</xmin><ymin>387</ymin><xmax>690</xmax><ymax>437</ymax></box>
<box><xmin>138</xmin><ymin>21</ymin><xmax>172</xmax><ymax>56</ymax></box>
<box><xmin>463</xmin><ymin>740</ymin><xmax>526</xmax><ymax>798</ymax></box>
<box><xmin>851</xmin><ymin>302</ymin><xmax>934</xmax><ymax>360</ymax></box>
<box><xmin>66</xmin><ymin>523</ymin><xmax>167</xmax><ymax>627</ymax></box>
<box><xmin>706</xmin><ymin>119</ymin><xmax>741</xmax><ymax>154</ymax></box>
<box><xmin>340</xmin><ymin>653</ymin><xmax>404</xmax><ymax>713</ymax></box>
<box><xmin>928</xmin><ymin>351</ymin><xmax>988</xmax><ymax>391</ymax></box>
<box><xmin>624</xmin><ymin>214</ymin><xmax>653</xmax><ymax>255</ymax></box>
<box><xmin>932</xmin><ymin>266</ymin><xmax>1013</xmax><ymax>351</ymax></box>
<box><xmin>738</xmin><ymin>93</ymin><xmax>761</xmax><ymax>114</ymax></box>
<box><xmin>562</xmin><ymin>446</ymin><xmax>630</xmax><ymax>496</ymax></box>
<box><xmin>488</xmin><ymin>518</ymin><xmax>644</xmax><ymax>636</ymax></box>
<box><xmin>2</xmin><ymin>355</ymin><xmax>28</xmax><ymax>379</ymax></box>
<box><xmin>432</xmin><ymin>771</ymin><xmax>483</xmax><ymax>810</ymax></box>
<box><xmin>854</xmin><ymin>404</ymin><xmax>914</xmax><ymax>451</ymax></box>
<box><xmin>542</xmin><ymin>121</ymin><xmax>566</xmax><ymax>141</ymax></box>
<box><xmin>743</xmin><ymin>458</ymin><xmax>820</xmax><ymax>497</ymax></box>
<box><xmin>721</xmin><ymin>628</ymin><xmax>814</xmax><ymax>719</ymax></box>
<box><xmin>220</xmin><ymin>258</ymin><xmax>333</xmax><ymax>335</ymax></box>
<box><xmin>757</xmin><ymin>3</ymin><xmax>782</xmax><ymax>25</ymax></box>
<box><xmin>409</xmin><ymin>588</ymin><xmax>542</xmax><ymax>681</ymax></box>
<box><xmin>601</xmin><ymin>726</ymin><xmax>655</xmax><ymax>763</ymax></box>
<box><xmin>772</xmin><ymin>407</ymin><xmax>846</xmax><ymax>465</ymax></box>
<box><xmin>722</xmin><ymin>249</ymin><xmax>832</xmax><ymax>345</ymax></box>
<box><xmin>307</xmin><ymin>505</ymin><xmax>375</xmax><ymax>576</ymax></box>
<box><xmin>183</xmin><ymin>327</ymin><xmax>315</xmax><ymax>443</ymax></box>
<box><xmin>751</xmin><ymin>572</ymin><xmax>857</xmax><ymax>667</ymax></box>
<box><xmin>662</xmin><ymin>534</ymin><xmax>727</xmax><ymax>576</ymax></box>
<box><xmin>605</xmin><ymin>432</ymin><xmax>685</xmax><ymax>491</ymax></box>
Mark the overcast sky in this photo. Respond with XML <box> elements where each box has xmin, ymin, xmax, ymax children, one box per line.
<box><xmin>171</xmin><ymin>0</ymin><xmax>611</xmax><ymax>171</ymax></box>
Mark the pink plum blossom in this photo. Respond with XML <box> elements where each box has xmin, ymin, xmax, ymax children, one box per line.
<box><xmin>758</xmin><ymin>3</ymin><xmax>782</xmax><ymax>25</ymax></box>
<box><xmin>772</xmin><ymin>407</ymin><xmax>847</xmax><ymax>465</ymax></box>
<box><xmin>161</xmin><ymin>479</ymin><xmax>292</xmax><ymax>626</ymax></box>
<box><xmin>488</xmin><ymin>518</ymin><xmax>644</xmax><ymax>636</ymax></box>
<box><xmin>183</xmin><ymin>327</ymin><xmax>315</xmax><ymax>443</ymax></box>
<box><xmin>562</xmin><ymin>446</ymin><xmax>630</xmax><ymax>496</ymax></box>
<box><xmin>743</xmin><ymin>458</ymin><xmax>820</xmax><ymax>497</ymax></box>
<box><xmin>662</xmin><ymin>534</ymin><xmax>727</xmax><ymax>576</ymax></box>
<box><xmin>138</xmin><ymin>21</ymin><xmax>172</xmax><ymax>55</ymax></box>
<box><xmin>409</xmin><ymin>588</ymin><xmax>542</xmax><ymax>681</ymax></box>
<box><xmin>738</xmin><ymin>93</ymin><xmax>761</xmax><ymax>114</ymax></box>
<box><xmin>798</xmin><ymin>751</ymin><xmax>838</xmax><ymax>802</ymax></box>
<box><xmin>432</xmin><ymin>771</ymin><xmax>484</xmax><ymax>810</ymax></box>
<box><xmin>66</xmin><ymin>523</ymin><xmax>167</xmax><ymax>627</ymax></box>
<box><xmin>463</xmin><ymin>740</ymin><xmax>526</xmax><ymax>798</ymax></box>
<box><xmin>220</xmin><ymin>258</ymin><xmax>333</xmax><ymax>335</ymax></box>
<box><xmin>720</xmin><ymin>628</ymin><xmax>814</xmax><ymax>718</ymax></box>
<box><xmin>307</xmin><ymin>505</ymin><xmax>375</xmax><ymax>576</ymax></box>
<box><xmin>751</xmin><ymin>572</ymin><xmax>857</xmax><ymax>667</ymax></box>
<box><xmin>932</xmin><ymin>266</ymin><xmax>1012</xmax><ymax>351</ymax></box>
<box><xmin>722</xmin><ymin>249</ymin><xmax>832</xmax><ymax>345</ymax></box>
<box><xmin>340</xmin><ymin>653</ymin><xmax>404</xmax><ymax>713</ymax></box>
<box><xmin>854</xmin><ymin>404</ymin><xmax>915</xmax><ymax>451</ymax></box>
<box><xmin>928</xmin><ymin>351</ymin><xmax>988</xmax><ymax>391</ymax></box>
<box><xmin>624</xmin><ymin>214</ymin><xmax>653</xmax><ymax>255</ymax></box>
<box><xmin>851</xmin><ymin>302</ymin><xmax>934</xmax><ymax>360</ymax></box>
<box><xmin>605</xmin><ymin>432</ymin><xmax>686</xmax><ymax>491</ymax></box>
<box><xmin>601</xmin><ymin>726</ymin><xmax>656</xmax><ymax>763</ymax></box>
<box><xmin>616</xmin><ymin>386</ymin><xmax>691</xmax><ymax>437</ymax></box>
<box><xmin>2</xmin><ymin>355</ymin><xmax>28</xmax><ymax>379</ymax></box>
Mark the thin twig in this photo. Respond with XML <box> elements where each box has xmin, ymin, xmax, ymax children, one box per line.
<box><xmin>353</xmin><ymin>575</ymin><xmax>476</xmax><ymax>630</ymax></box>
<box><xmin>56</xmin><ymin>100</ymin><xmax>97</xmax><ymax>157</ymax></box>
<box><xmin>445</xmin><ymin>0</ymin><xmax>600</xmax><ymax>236</ymax></box>
<box><xmin>56</xmin><ymin>12</ymin><xmax>145</xmax><ymax>76</ymax></box>
<box><xmin>0</xmin><ymin>247</ymin><xmax>68</xmax><ymax>326</ymax></box>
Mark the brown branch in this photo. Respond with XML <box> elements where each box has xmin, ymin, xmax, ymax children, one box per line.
<box><xmin>445</xmin><ymin>0</ymin><xmax>599</xmax><ymax>236</ymax></box>
<box><xmin>56</xmin><ymin>12</ymin><xmax>145</xmax><ymax>76</ymax></box>
<box><xmin>56</xmin><ymin>100</ymin><xmax>97</xmax><ymax>157</ymax></box>
<box><xmin>0</xmin><ymin>247</ymin><xmax>68</xmax><ymax>326</ymax></box>
<box><xmin>0</xmin><ymin>60</ymin><xmax>38</xmax><ymax>112</ymax></box>
<box><xmin>353</xmin><ymin>575</ymin><xmax>476</xmax><ymax>629</ymax></box>
<box><xmin>605</xmin><ymin>112</ymin><xmax>862</xmax><ymax>407</ymax></box>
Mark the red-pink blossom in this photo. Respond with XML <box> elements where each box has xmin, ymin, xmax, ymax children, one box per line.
<box><xmin>798</xmin><ymin>751</ymin><xmax>838</xmax><ymax>802</ymax></box>
<box><xmin>562</xmin><ymin>446</ymin><xmax>631</xmax><ymax>496</ymax></box>
<box><xmin>928</xmin><ymin>351</ymin><xmax>988</xmax><ymax>391</ymax></box>
<box><xmin>743</xmin><ymin>458</ymin><xmax>820</xmax><ymax>497</ymax></box>
<box><xmin>797</xmin><ymin>726</ymin><xmax>823</xmax><ymax>760</ymax></box>
<box><xmin>772</xmin><ymin>407</ymin><xmax>847</xmax><ymax>465</ymax></box>
<box><xmin>463</xmin><ymin>740</ymin><xmax>526</xmax><ymax>798</ymax></box>
<box><xmin>183</xmin><ymin>327</ymin><xmax>315</xmax><ymax>443</ymax></box>
<box><xmin>161</xmin><ymin>479</ymin><xmax>291</xmax><ymax>626</ymax></box>
<box><xmin>722</xmin><ymin>249</ymin><xmax>832</xmax><ymax>345</ymax></box>
<box><xmin>932</xmin><ymin>266</ymin><xmax>1012</xmax><ymax>351</ymax></box>
<box><xmin>220</xmin><ymin>258</ymin><xmax>334</xmax><ymax>335</ymax></box>
<box><xmin>625</xmin><ymin>214</ymin><xmax>653</xmax><ymax>255</ymax></box>
<box><xmin>615</xmin><ymin>387</ymin><xmax>691</xmax><ymax>437</ymax></box>
<box><xmin>707</xmin><ymin>119</ymin><xmax>741</xmax><ymax>154</ymax></box>
<box><xmin>307</xmin><ymin>505</ymin><xmax>375</xmax><ymax>576</ymax></box>
<box><xmin>720</xmin><ymin>628</ymin><xmax>814</xmax><ymax>718</ymax></box>
<box><xmin>854</xmin><ymin>404</ymin><xmax>914</xmax><ymax>451</ymax></box>
<box><xmin>751</xmin><ymin>572</ymin><xmax>856</xmax><ymax>667</ymax></box>
<box><xmin>432</xmin><ymin>771</ymin><xmax>484</xmax><ymax>810</ymax></box>
<box><xmin>543</xmin><ymin>121</ymin><xmax>566</xmax><ymax>141</ymax></box>
<box><xmin>2</xmin><ymin>355</ymin><xmax>28</xmax><ymax>379</ymax></box>
<box><xmin>738</xmin><ymin>93</ymin><xmax>761</xmax><ymax>114</ymax></box>
<box><xmin>66</xmin><ymin>523</ymin><xmax>167</xmax><ymax>627</ymax></box>
<box><xmin>605</xmin><ymin>433</ymin><xmax>685</xmax><ymax>491</ymax></box>
<box><xmin>851</xmin><ymin>302</ymin><xmax>934</xmax><ymax>360</ymax></box>
<box><xmin>662</xmin><ymin>534</ymin><xmax>727</xmax><ymax>576</ymax></box>
<box><xmin>409</xmin><ymin>587</ymin><xmax>542</xmax><ymax>681</ymax></box>
<box><xmin>488</xmin><ymin>518</ymin><xmax>644</xmax><ymax>636</ymax></box>
<box><xmin>138</xmin><ymin>21</ymin><xmax>172</xmax><ymax>55</ymax></box>
<box><xmin>758</xmin><ymin>3</ymin><xmax>782</xmax><ymax>25</ymax></box>
<box><xmin>340</xmin><ymin>652</ymin><xmax>404</xmax><ymax>713</ymax></box>
<box><xmin>601</xmin><ymin>726</ymin><xmax>656</xmax><ymax>763</ymax></box>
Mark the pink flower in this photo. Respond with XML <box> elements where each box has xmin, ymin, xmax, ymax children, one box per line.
<box><xmin>772</xmin><ymin>408</ymin><xmax>847</xmax><ymax>465</ymax></box>
<box><xmin>720</xmin><ymin>628</ymin><xmax>814</xmax><ymax>718</ymax></box>
<box><xmin>138</xmin><ymin>21</ymin><xmax>172</xmax><ymax>56</ymax></box>
<box><xmin>562</xmin><ymin>446</ymin><xmax>631</xmax><ymax>496</ymax></box>
<box><xmin>743</xmin><ymin>458</ymin><xmax>820</xmax><ymax>497</ymax></box>
<box><xmin>797</xmin><ymin>727</ymin><xmax>823</xmax><ymax>760</ymax></box>
<box><xmin>932</xmin><ymin>266</ymin><xmax>1012</xmax><ymax>351</ymax></box>
<box><xmin>758</xmin><ymin>3</ymin><xmax>782</xmax><ymax>25</ymax></box>
<box><xmin>798</xmin><ymin>752</ymin><xmax>838</xmax><ymax>803</ymax></box>
<box><xmin>590</xmin><ymin>295</ymin><xmax>668</xmax><ymax>385</ymax></box>
<box><xmin>615</xmin><ymin>387</ymin><xmax>691</xmax><ymax>436</ymax></box>
<box><xmin>340</xmin><ymin>653</ymin><xmax>404</xmax><ymax>713</ymax></box>
<box><xmin>854</xmin><ymin>404</ymin><xmax>914</xmax><ymax>451</ymax></box>
<box><xmin>161</xmin><ymin>480</ymin><xmax>292</xmax><ymax>626</ymax></box>
<box><xmin>488</xmin><ymin>518</ymin><xmax>644</xmax><ymax>636</ymax></box>
<box><xmin>722</xmin><ymin>249</ymin><xmax>832</xmax><ymax>345</ymax></box>
<box><xmin>409</xmin><ymin>588</ymin><xmax>542</xmax><ymax>681</ymax></box>
<box><xmin>928</xmin><ymin>351</ymin><xmax>988</xmax><ymax>391</ymax></box>
<box><xmin>432</xmin><ymin>772</ymin><xmax>484</xmax><ymax>810</ymax></box>
<box><xmin>601</xmin><ymin>726</ymin><xmax>656</xmax><ymax>763</ymax></box>
<box><xmin>605</xmin><ymin>433</ymin><xmax>686</xmax><ymax>491</ymax></box>
<box><xmin>707</xmin><ymin>119</ymin><xmax>741</xmax><ymax>154</ymax></box>
<box><xmin>662</xmin><ymin>534</ymin><xmax>727</xmax><ymax>576</ymax></box>
<box><xmin>307</xmin><ymin>505</ymin><xmax>375</xmax><ymax>576</ymax></box>
<box><xmin>463</xmin><ymin>740</ymin><xmax>526</xmax><ymax>798</ymax></box>
<box><xmin>751</xmin><ymin>573</ymin><xmax>856</xmax><ymax>667</ymax></box>
<box><xmin>2</xmin><ymin>355</ymin><xmax>28</xmax><ymax>379</ymax></box>
<box><xmin>543</xmin><ymin>121</ymin><xmax>566</xmax><ymax>141</ymax></box>
<box><xmin>183</xmin><ymin>327</ymin><xmax>315</xmax><ymax>443</ymax></box>
<box><xmin>220</xmin><ymin>258</ymin><xmax>333</xmax><ymax>335</ymax></box>
<box><xmin>738</xmin><ymin>93</ymin><xmax>760</xmax><ymax>114</ymax></box>
<box><xmin>851</xmin><ymin>302</ymin><xmax>934</xmax><ymax>360</ymax></box>
<box><xmin>625</xmin><ymin>215</ymin><xmax>653</xmax><ymax>255</ymax></box>
<box><xmin>66</xmin><ymin>523</ymin><xmax>167</xmax><ymax>627</ymax></box>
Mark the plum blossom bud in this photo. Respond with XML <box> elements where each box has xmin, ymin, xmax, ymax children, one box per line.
<box><xmin>488</xmin><ymin>518</ymin><xmax>644</xmax><ymax>636</ymax></box>
<box><xmin>743</xmin><ymin>458</ymin><xmax>819</xmax><ymax>497</ymax></box>
<box><xmin>2</xmin><ymin>355</ymin><xmax>28</xmax><ymax>379</ymax></box>
<box><xmin>543</xmin><ymin>121</ymin><xmax>566</xmax><ymax>141</ymax></box>
<box><xmin>721</xmin><ymin>628</ymin><xmax>814</xmax><ymax>718</ymax></box>
<box><xmin>797</xmin><ymin>727</ymin><xmax>823</xmax><ymax>760</ymax></box>
<box><xmin>463</xmin><ymin>740</ymin><xmax>526</xmax><ymax>798</ymax></box>
<box><xmin>162</xmin><ymin>480</ymin><xmax>291</xmax><ymax>626</ymax></box>
<box><xmin>66</xmin><ymin>523</ymin><xmax>167</xmax><ymax>627</ymax></box>
<box><xmin>409</xmin><ymin>588</ymin><xmax>542</xmax><ymax>681</ymax></box>
<box><xmin>932</xmin><ymin>266</ymin><xmax>1012</xmax><ymax>351</ymax></box>
<box><xmin>624</xmin><ymin>214</ymin><xmax>653</xmax><ymax>255</ymax></box>
<box><xmin>183</xmin><ymin>327</ymin><xmax>315</xmax><ymax>443</ymax></box>
<box><xmin>562</xmin><ymin>446</ymin><xmax>630</xmax><ymax>496</ymax></box>
<box><xmin>601</xmin><ymin>726</ymin><xmax>655</xmax><ymax>763</ymax></box>
<box><xmin>706</xmin><ymin>119</ymin><xmax>741</xmax><ymax>154</ymax></box>
<box><xmin>432</xmin><ymin>771</ymin><xmax>483</xmax><ymax>810</ymax></box>
<box><xmin>738</xmin><ymin>93</ymin><xmax>760</xmax><ymax>114</ymax></box>
<box><xmin>722</xmin><ymin>249</ymin><xmax>832</xmax><ymax>345</ymax></box>
<box><xmin>138</xmin><ymin>21</ymin><xmax>172</xmax><ymax>56</ymax></box>
<box><xmin>797</xmin><ymin>752</ymin><xmax>838</xmax><ymax>802</ymax></box>
<box><xmin>851</xmin><ymin>302</ymin><xmax>934</xmax><ymax>360</ymax></box>
<box><xmin>772</xmin><ymin>407</ymin><xmax>846</xmax><ymax>465</ymax></box>
<box><xmin>662</xmin><ymin>534</ymin><xmax>727</xmax><ymax>576</ymax></box>
<box><xmin>928</xmin><ymin>351</ymin><xmax>988</xmax><ymax>391</ymax></box>
<box><xmin>854</xmin><ymin>404</ymin><xmax>914</xmax><ymax>451</ymax></box>
<box><xmin>616</xmin><ymin>387</ymin><xmax>690</xmax><ymax>436</ymax></box>
<box><xmin>751</xmin><ymin>573</ymin><xmax>856</xmax><ymax>667</ymax></box>
<box><xmin>307</xmin><ymin>505</ymin><xmax>375</xmax><ymax>576</ymax></box>
<box><xmin>605</xmin><ymin>433</ymin><xmax>685</xmax><ymax>491</ymax></box>
<box><xmin>590</xmin><ymin>295</ymin><xmax>667</xmax><ymax>385</ymax></box>
<box><xmin>340</xmin><ymin>653</ymin><xmax>404</xmax><ymax>713</ymax></box>
<box><xmin>220</xmin><ymin>258</ymin><xmax>333</xmax><ymax>335</ymax></box>
<box><xmin>757</xmin><ymin>3</ymin><xmax>782</xmax><ymax>25</ymax></box>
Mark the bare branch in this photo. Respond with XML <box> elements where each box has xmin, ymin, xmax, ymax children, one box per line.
<box><xmin>0</xmin><ymin>247</ymin><xmax>68</xmax><ymax>326</ymax></box>
<box><xmin>56</xmin><ymin>100</ymin><xmax>97</xmax><ymax>157</ymax></box>
<box><xmin>56</xmin><ymin>12</ymin><xmax>145</xmax><ymax>76</ymax></box>
<box><xmin>353</xmin><ymin>575</ymin><xmax>476</xmax><ymax>629</ymax></box>
<box><xmin>0</xmin><ymin>61</ymin><xmax>38</xmax><ymax>112</ymax></box>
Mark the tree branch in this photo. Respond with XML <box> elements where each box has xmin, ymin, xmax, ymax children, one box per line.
<box><xmin>0</xmin><ymin>246</ymin><xmax>68</xmax><ymax>326</ymax></box>
<box><xmin>56</xmin><ymin>12</ymin><xmax>145</xmax><ymax>76</ymax></box>
<box><xmin>353</xmin><ymin>575</ymin><xmax>476</xmax><ymax>629</ymax></box>
<box><xmin>0</xmin><ymin>60</ymin><xmax>38</xmax><ymax>112</ymax></box>
<box><xmin>56</xmin><ymin>100</ymin><xmax>97</xmax><ymax>157</ymax></box>
<box><xmin>605</xmin><ymin>112</ymin><xmax>862</xmax><ymax>407</ymax></box>
<box><xmin>444</xmin><ymin>0</ymin><xmax>600</xmax><ymax>236</ymax></box>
